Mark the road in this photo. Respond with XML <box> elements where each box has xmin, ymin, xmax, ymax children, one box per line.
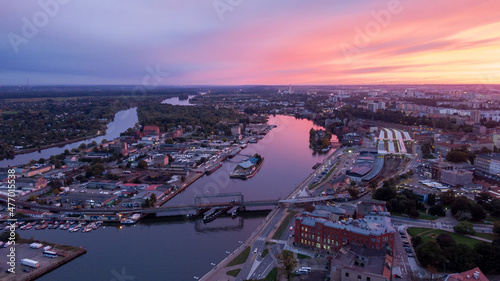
<box><xmin>239</xmin><ymin>147</ymin><xmax>352</xmax><ymax>279</ymax></box>
<box><xmin>200</xmin><ymin>147</ymin><xmax>346</xmax><ymax>281</ymax></box>
<box><xmin>235</xmin><ymin>208</ymin><xmax>285</xmax><ymax>281</ymax></box>
<box><xmin>390</xmin><ymin>216</ymin><xmax>493</xmax><ymax>233</ymax></box>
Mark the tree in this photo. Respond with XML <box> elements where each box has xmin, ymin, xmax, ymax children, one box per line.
<box><xmin>64</xmin><ymin>177</ymin><xmax>74</xmax><ymax>186</ymax></box>
<box><xmin>165</xmin><ymin>138</ymin><xmax>174</xmax><ymax>144</ymax></box>
<box><xmin>451</xmin><ymin>196</ymin><xmax>473</xmax><ymax>216</ymax></box>
<box><xmin>454</xmin><ymin>221</ymin><xmax>475</xmax><ymax>235</ymax></box>
<box><xmin>436</xmin><ymin>233</ymin><xmax>455</xmax><ymax>250</ymax></box>
<box><xmin>415</xmin><ymin>241</ymin><xmax>444</xmax><ymax>269</ymax></box>
<box><xmin>473</xmin><ymin>242</ymin><xmax>500</xmax><ymax>274</ymax></box>
<box><xmin>440</xmin><ymin>190</ymin><xmax>456</xmax><ymax>205</ymax></box>
<box><xmin>470</xmin><ymin>204</ymin><xmax>486</xmax><ymax>221</ymax></box>
<box><xmin>0</xmin><ymin>231</ymin><xmax>19</xmax><ymax>242</ymax></box>
<box><xmin>368</xmin><ymin>180</ymin><xmax>378</xmax><ymax>191</ymax></box>
<box><xmin>444</xmin><ymin>244</ymin><xmax>476</xmax><ymax>272</ymax></box>
<box><xmin>446</xmin><ymin>149</ymin><xmax>470</xmax><ymax>163</ymax></box>
<box><xmin>277</xmin><ymin>250</ymin><xmax>298</xmax><ymax>280</ymax></box>
<box><xmin>137</xmin><ymin>160</ymin><xmax>148</xmax><ymax>169</ymax></box>
<box><xmin>150</xmin><ymin>193</ymin><xmax>157</xmax><ymax>206</ymax></box>
<box><xmin>475</xmin><ymin>192</ymin><xmax>493</xmax><ymax>206</ymax></box>
<box><xmin>373</xmin><ymin>185</ymin><xmax>396</xmax><ymax>201</ymax></box>
<box><xmin>48</xmin><ymin>179</ymin><xmax>62</xmax><ymax>189</ymax></box>
<box><xmin>456</xmin><ymin>210</ymin><xmax>473</xmax><ymax>221</ymax></box>
<box><xmin>167</xmin><ymin>154</ymin><xmax>175</xmax><ymax>163</ymax></box>
<box><xmin>411</xmin><ymin>236</ymin><xmax>423</xmax><ymax>248</ymax></box>
<box><xmin>493</xmin><ymin>221</ymin><xmax>500</xmax><ymax>235</ymax></box>
<box><xmin>421</xmin><ymin>141</ymin><xmax>434</xmax><ymax>158</ymax></box>
<box><xmin>27</xmin><ymin>195</ymin><xmax>37</xmax><ymax>201</ymax></box>
<box><xmin>347</xmin><ymin>188</ymin><xmax>359</xmax><ymax>199</ymax></box>
<box><xmin>428</xmin><ymin>204</ymin><xmax>446</xmax><ymax>216</ymax></box>
<box><xmin>427</xmin><ymin>193</ymin><xmax>436</xmax><ymax>206</ymax></box>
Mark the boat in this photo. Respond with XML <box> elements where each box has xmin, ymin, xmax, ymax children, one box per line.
<box><xmin>248</xmin><ymin>138</ymin><xmax>257</xmax><ymax>143</ymax></box>
<box><xmin>120</xmin><ymin>219</ymin><xmax>137</xmax><ymax>225</ymax></box>
<box><xmin>231</xmin><ymin>210</ymin><xmax>238</xmax><ymax>219</ymax></box>
<box><xmin>321</xmin><ymin>145</ymin><xmax>332</xmax><ymax>152</ymax></box>
<box><xmin>186</xmin><ymin>208</ymin><xmax>210</xmax><ymax>220</ymax></box>
<box><xmin>240</xmin><ymin>143</ymin><xmax>247</xmax><ymax>149</ymax></box>
<box><xmin>312</xmin><ymin>163</ymin><xmax>322</xmax><ymax>169</ymax></box>
<box><xmin>229</xmin><ymin>155</ymin><xmax>264</xmax><ymax>179</ymax></box>
<box><xmin>203</xmin><ymin>205</ymin><xmax>232</xmax><ymax>224</ymax></box>
<box><xmin>227</xmin><ymin>147</ymin><xmax>241</xmax><ymax>159</ymax></box>
<box><xmin>205</xmin><ymin>162</ymin><xmax>222</xmax><ymax>175</ymax></box>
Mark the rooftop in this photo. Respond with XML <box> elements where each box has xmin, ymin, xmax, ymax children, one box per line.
<box><xmin>333</xmin><ymin>244</ymin><xmax>392</xmax><ymax>278</ymax></box>
<box><xmin>445</xmin><ymin>267</ymin><xmax>489</xmax><ymax>281</ymax></box>
<box><xmin>299</xmin><ymin>214</ymin><xmax>395</xmax><ymax>236</ymax></box>
<box><xmin>476</xmin><ymin>153</ymin><xmax>500</xmax><ymax>161</ymax></box>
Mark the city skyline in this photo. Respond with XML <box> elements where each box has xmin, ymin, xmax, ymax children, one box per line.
<box><xmin>1</xmin><ymin>0</ymin><xmax>500</xmax><ymax>86</ymax></box>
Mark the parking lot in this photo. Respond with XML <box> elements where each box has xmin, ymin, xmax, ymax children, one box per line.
<box><xmin>0</xmin><ymin>242</ymin><xmax>82</xmax><ymax>280</ymax></box>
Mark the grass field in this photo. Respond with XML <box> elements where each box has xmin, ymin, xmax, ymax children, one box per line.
<box><xmin>226</xmin><ymin>269</ymin><xmax>241</xmax><ymax>277</ymax></box>
<box><xmin>473</xmin><ymin>232</ymin><xmax>499</xmax><ymax>241</ymax></box>
<box><xmin>254</xmin><ymin>267</ymin><xmax>277</xmax><ymax>281</ymax></box>
<box><xmin>407</xmin><ymin>227</ymin><xmax>430</xmax><ymax>237</ymax></box>
<box><xmin>261</xmin><ymin>249</ymin><xmax>269</xmax><ymax>258</ymax></box>
<box><xmin>272</xmin><ymin>211</ymin><xmax>298</xmax><ymax>240</ymax></box>
<box><xmin>418</xmin><ymin>211</ymin><xmax>439</xmax><ymax>221</ymax></box>
<box><xmin>297</xmin><ymin>253</ymin><xmax>311</xmax><ymax>259</ymax></box>
<box><xmin>226</xmin><ymin>246</ymin><xmax>250</xmax><ymax>267</ymax></box>
<box><xmin>407</xmin><ymin>227</ymin><xmax>483</xmax><ymax>247</ymax></box>
<box><xmin>391</xmin><ymin>212</ymin><xmax>439</xmax><ymax>221</ymax></box>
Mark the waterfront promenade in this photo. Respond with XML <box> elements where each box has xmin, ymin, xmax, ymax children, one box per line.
<box><xmin>200</xmin><ymin>148</ymin><xmax>342</xmax><ymax>280</ymax></box>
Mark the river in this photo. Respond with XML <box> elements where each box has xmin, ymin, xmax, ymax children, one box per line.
<box><xmin>17</xmin><ymin>99</ymin><xmax>337</xmax><ymax>280</ymax></box>
<box><xmin>0</xmin><ymin>108</ymin><xmax>139</xmax><ymax>168</ymax></box>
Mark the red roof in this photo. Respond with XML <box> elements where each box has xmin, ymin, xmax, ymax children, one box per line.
<box><xmin>446</xmin><ymin>267</ymin><xmax>489</xmax><ymax>281</ymax></box>
<box><xmin>145</xmin><ymin>185</ymin><xmax>158</xmax><ymax>191</ymax></box>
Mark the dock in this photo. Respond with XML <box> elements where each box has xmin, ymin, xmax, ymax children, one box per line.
<box><xmin>0</xmin><ymin>240</ymin><xmax>87</xmax><ymax>281</ymax></box>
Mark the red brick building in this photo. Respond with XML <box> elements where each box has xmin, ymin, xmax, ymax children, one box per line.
<box><xmin>294</xmin><ymin>212</ymin><xmax>395</xmax><ymax>253</ymax></box>
<box><xmin>143</xmin><ymin>125</ymin><xmax>160</xmax><ymax>136</ymax></box>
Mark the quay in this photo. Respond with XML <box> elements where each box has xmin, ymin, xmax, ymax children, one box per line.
<box><xmin>0</xmin><ymin>240</ymin><xmax>87</xmax><ymax>281</ymax></box>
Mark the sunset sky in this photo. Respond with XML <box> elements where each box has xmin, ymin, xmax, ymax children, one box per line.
<box><xmin>1</xmin><ymin>0</ymin><xmax>499</xmax><ymax>85</ymax></box>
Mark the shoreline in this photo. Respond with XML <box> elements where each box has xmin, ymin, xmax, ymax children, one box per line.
<box><xmin>12</xmin><ymin>133</ymin><xmax>102</xmax><ymax>156</ymax></box>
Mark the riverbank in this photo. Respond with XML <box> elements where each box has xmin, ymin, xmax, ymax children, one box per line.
<box><xmin>13</xmin><ymin>133</ymin><xmax>101</xmax><ymax>156</ymax></box>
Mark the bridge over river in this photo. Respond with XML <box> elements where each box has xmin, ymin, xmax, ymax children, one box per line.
<box><xmin>136</xmin><ymin>193</ymin><xmax>338</xmax><ymax>217</ymax></box>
